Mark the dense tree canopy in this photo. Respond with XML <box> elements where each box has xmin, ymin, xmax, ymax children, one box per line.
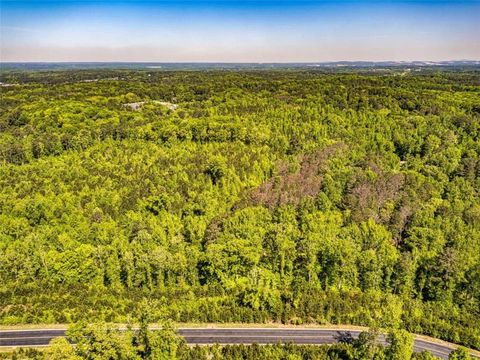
<box><xmin>0</xmin><ymin>68</ymin><xmax>479</xmax><ymax>351</ymax></box>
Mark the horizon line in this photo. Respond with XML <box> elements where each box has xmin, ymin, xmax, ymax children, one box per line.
<box><xmin>2</xmin><ymin>60</ymin><xmax>479</xmax><ymax>64</ymax></box>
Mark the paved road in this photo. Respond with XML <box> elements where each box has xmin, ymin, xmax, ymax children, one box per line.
<box><xmin>0</xmin><ymin>328</ymin><xmax>478</xmax><ymax>359</ymax></box>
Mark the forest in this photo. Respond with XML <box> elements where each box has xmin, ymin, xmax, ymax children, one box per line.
<box><xmin>0</xmin><ymin>68</ymin><xmax>479</xmax><ymax>354</ymax></box>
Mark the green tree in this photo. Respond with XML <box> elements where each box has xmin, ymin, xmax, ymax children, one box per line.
<box><xmin>47</xmin><ymin>337</ymin><xmax>81</xmax><ymax>360</ymax></box>
<box><xmin>386</xmin><ymin>330</ymin><xmax>414</xmax><ymax>360</ymax></box>
<box><xmin>449</xmin><ymin>347</ymin><xmax>471</xmax><ymax>360</ymax></box>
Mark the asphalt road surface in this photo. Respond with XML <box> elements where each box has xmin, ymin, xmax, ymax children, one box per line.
<box><xmin>1</xmin><ymin>328</ymin><xmax>478</xmax><ymax>359</ymax></box>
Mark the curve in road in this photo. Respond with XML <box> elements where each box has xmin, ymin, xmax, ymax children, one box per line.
<box><xmin>1</xmin><ymin>327</ymin><xmax>478</xmax><ymax>360</ymax></box>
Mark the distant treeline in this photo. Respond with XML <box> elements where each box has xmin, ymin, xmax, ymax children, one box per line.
<box><xmin>1</xmin><ymin>61</ymin><xmax>479</xmax><ymax>71</ymax></box>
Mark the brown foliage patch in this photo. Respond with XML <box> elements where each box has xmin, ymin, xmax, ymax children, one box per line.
<box><xmin>249</xmin><ymin>144</ymin><xmax>344</xmax><ymax>209</ymax></box>
<box><xmin>344</xmin><ymin>164</ymin><xmax>406</xmax><ymax>225</ymax></box>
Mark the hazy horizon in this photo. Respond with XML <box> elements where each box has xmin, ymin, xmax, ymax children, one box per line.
<box><xmin>1</xmin><ymin>60</ymin><xmax>479</xmax><ymax>63</ymax></box>
<box><xmin>1</xmin><ymin>0</ymin><xmax>480</xmax><ymax>62</ymax></box>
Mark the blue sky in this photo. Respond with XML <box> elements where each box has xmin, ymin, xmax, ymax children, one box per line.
<box><xmin>1</xmin><ymin>0</ymin><xmax>479</xmax><ymax>62</ymax></box>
